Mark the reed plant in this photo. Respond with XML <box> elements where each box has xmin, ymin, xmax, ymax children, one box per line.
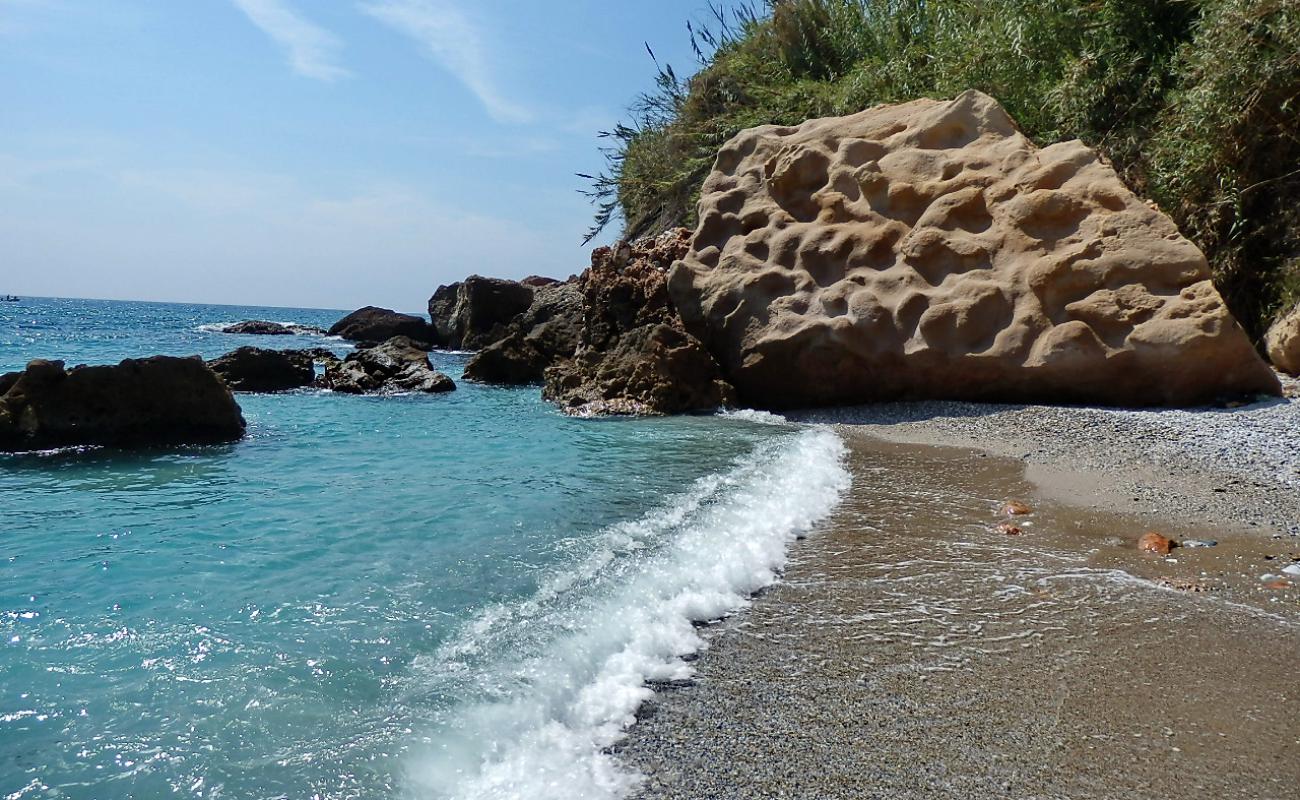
<box><xmin>585</xmin><ymin>0</ymin><xmax>1300</xmax><ymax>338</ymax></box>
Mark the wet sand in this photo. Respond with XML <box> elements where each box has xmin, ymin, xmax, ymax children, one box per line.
<box><xmin>617</xmin><ymin>431</ymin><xmax>1300</xmax><ymax>799</ymax></box>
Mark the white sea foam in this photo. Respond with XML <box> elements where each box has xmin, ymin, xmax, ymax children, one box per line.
<box><xmin>717</xmin><ymin>408</ymin><xmax>789</xmax><ymax>426</ymax></box>
<box><xmin>404</xmin><ymin>427</ymin><xmax>849</xmax><ymax>800</ymax></box>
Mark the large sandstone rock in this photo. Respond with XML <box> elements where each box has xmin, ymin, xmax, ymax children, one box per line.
<box><xmin>1265</xmin><ymin>302</ymin><xmax>1300</xmax><ymax>376</ymax></box>
<box><xmin>427</xmin><ymin>276</ymin><xmax>536</xmax><ymax>350</ymax></box>
<box><xmin>320</xmin><ymin>337</ymin><xmax>455</xmax><ymax>395</ymax></box>
<box><xmin>540</xmin><ymin>230</ymin><xmax>735</xmax><ymax>415</ymax></box>
<box><xmin>0</xmin><ymin>357</ymin><xmax>245</xmax><ymax>451</ymax></box>
<box><xmin>463</xmin><ymin>281</ymin><xmax>584</xmax><ymax>384</ymax></box>
<box><xmin>207</xmin><ymin>347</ymin><xmax>316</xmax><ymax>392</ymax></box>
<box><xmin>668</xmin><ymin>90</ymin><xmax>1281</xmax><ymax>408</ymax></box>
<box><xmin>328</xmin><ymin>306</ymin><xmax>433</xmax><ymax>345</ymax></box>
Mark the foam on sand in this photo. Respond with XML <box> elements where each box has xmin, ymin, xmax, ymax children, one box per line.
<box><xmin>404</xmin><ymin>426</ymin><xmax>849</xmax><ymax>800</ymax></box>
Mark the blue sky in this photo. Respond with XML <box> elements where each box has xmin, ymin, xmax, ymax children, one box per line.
<box><xmin>0</xmin><ymin>0</ymin><xmax>712</xmax><ymax>310</ymax></box>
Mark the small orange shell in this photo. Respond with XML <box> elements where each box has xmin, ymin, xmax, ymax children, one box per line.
<box><xmin>1138</xmin><ymin>532</ymin><xmax>1175</xmax><ymax>555</ymax></box>
<box><xmin>1000</xmin><ymin>501</ymin><xmax>1032</xmax><ymax>516</ymax></box>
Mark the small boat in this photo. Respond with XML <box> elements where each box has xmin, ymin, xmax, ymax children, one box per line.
<box><xmin>1</xmin><ymin>295</ymin><xmax>19</xmax><ymax>302</ymax></box>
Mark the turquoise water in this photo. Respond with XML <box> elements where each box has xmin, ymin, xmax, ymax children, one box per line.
<box><xmin>0</xmin><ymin>297</ymin><xmax>848</xmax><ymax>799</ymax></box>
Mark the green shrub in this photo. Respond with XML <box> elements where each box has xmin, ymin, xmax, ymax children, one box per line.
<box><xmin>588</xmin><ymin>0</ymin><xmax>1300</xmax><ymax>339</ymax></box>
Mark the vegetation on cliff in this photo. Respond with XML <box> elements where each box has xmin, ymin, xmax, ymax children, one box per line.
<box><xmin>586</xmin><ymin>0</ymin><xmax>1300</xmax><ymax>338</ymax></box>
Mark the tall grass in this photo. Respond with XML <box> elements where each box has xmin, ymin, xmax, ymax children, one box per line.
<box><xmin>587</xmin><ymin>0</ymin><xmax>1300</xmax><ymax>338</ymax></box>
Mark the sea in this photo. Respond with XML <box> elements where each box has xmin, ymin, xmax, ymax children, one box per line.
<box><xmin>0</xmin><ymin>297</ymin><xmax>849</xmax><ymax>800</ymax></box>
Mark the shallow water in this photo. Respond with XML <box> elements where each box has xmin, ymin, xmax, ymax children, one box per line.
<box><xmin>622</xmin><ymin>433</ymin><xmax>1300</xmax><ymax>799</ymax></box>
<box><xmin>0</xmin><ymin>298</ymin><xmax>848</xmax><ymax>799</ymax></box>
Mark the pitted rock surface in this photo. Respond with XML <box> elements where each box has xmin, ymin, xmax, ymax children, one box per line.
<box><xmin>1266</xmin><ymin>301</ymin><xmax>1300</xmax><ymax>376</ymax></box>
<box><xmin>668</xmin><ymin>90</ymin><xmax>1280</xmax><ymax>408</ymax></box>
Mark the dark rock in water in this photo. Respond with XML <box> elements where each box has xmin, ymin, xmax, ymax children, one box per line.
<box><xmin>0</xmin><ymin>356</ymin><xmax>245</xmax><ymax>451</ymax></box>
<box><xmin>426</xmin><ymin>283</ymin><xmax>460</xmax><ymax>346</ymax></box>
<box><xmin>320</xmin><ymin>336</ymin><xmax>455</xmax><ymax>395</ymax></box>
<box><xmin>543</xmin><ymin>323</ymin><xmax>734</xmax><ymax>416</ymax></box>
<box><xmin>427</xmin><ymin>276</ymin><xmax>535</xmax><ymax>350</ymax></box>
<box><xmin>328</xmin><ymin>306</ymin><xmax>434</xmax><ymax>345</ymax></box>
<box><xmin>219</xmin><ymin>320</ymin><xmax>327</xmax><ymax>336</ymax></box>
<box><xmin>463</xmin><ymin>336</ymin><xmax>547</xmax><ymax>384</ymax></box>
<box><xmin>207</xmin><ymin>347</ymin><xmax>316</xmax><ymax>393</ymax></box>
<box><xmin>539</xmin><ymin>229</ymin><xmax>736</xmax><ymax>415</ymax></box>
<box><xmin>221</xmin><ymin>320</ymin><xmax>295</xmax><ymax>335</ymax></box>
<box><xmin>292</xmin><ymin>347</ymin><xmax>343</xmax><ymax>369</ymax></box>
<box><xmin>463</xmin><ymin>282</ymin><xmax>583</xmax><ymax>384</ymax></box>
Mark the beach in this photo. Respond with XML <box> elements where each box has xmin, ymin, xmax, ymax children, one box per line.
<box><xmin>618</xmin><ymin>381</ymin><xmax>1300</xmax><ymax>799</ymax></box>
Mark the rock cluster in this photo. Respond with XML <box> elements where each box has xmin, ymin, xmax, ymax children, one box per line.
<box><xmin>428</xmin><ymin>276</ymin><xmax>536</xmax><ymax>350</ymax></box>
<box><xmin>1265</xmin><ymin>302</ymin><xmax>1300</xmax><ymax>376</ymax></box>
<box><xmin>463</xmin><ymin>281</ymin><xmax>583</xmax><ymax>384</ymax></box>
<box><xmin>541</xmin><ymin>230</ymin><xmax>735</xmax><ymax>415</ymax></box>
<box><xmin>328</xmin><ymin>306</ymin><xmax>433</xmax><ymax>345</ymax></box>
<box><xmin>320</xmin><ymin>337</ymin><xmax>455</xmax><ymax>395</ymax></box>
<box><xmin>668</xmin><ymin>90</ymin><xmax>1280</xmax><ymax>408</ymax></box>
<box><xmin>0</xmin><ymin>357</ymin><xmax>245</xmax><ymax>451</ymax></box>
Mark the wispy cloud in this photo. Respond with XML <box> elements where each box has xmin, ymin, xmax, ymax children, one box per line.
<box><xmin>231</xmin><ymin>0</ymin><xmax>349</xmax><ymax>81</ymax></box>
<box><xmin>360</xmin><ymin>0</ymin><xmax>531</xmax><ymax>123</ymax></box>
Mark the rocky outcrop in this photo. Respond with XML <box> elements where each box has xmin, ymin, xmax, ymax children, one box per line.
<box><xmin>463</xmin><ymin>282</ymin><xmax>583</xmax><ymax>384</ymax></box>
<box><xmin>328</xmin><ymin>306</ymin><xmax>433</xmax><ymax>345</ymax></box>
<box><xmin>543</xmin><ymin>323</ymin><xmax>735</xmax><ymax>416</ymax></box>
<box><xmin>522</xmin><ymin>275</ymin><xmax>560</xmax><ymax>287</ymax></box>
<box><xmin>427</xmin><ymin>276</ymin><xmax>535</xmax><ymax>350</ymax></box>
<box><xmin>668</xmin><ymin>90</ymin><xmax>1281</xmax><ymax>409</ymax></box>
<box><xmin>219</xmin><ymin>321</ymin><xmax>326</xmax><ymax>336</ymax></box>
<box><xmin>539</xmin><ymin>230</ymin><xmax>735</xmax><ymax>415</ymax></box>
<box><xmin>1266</xmin><ymin>302</ymin><xmax>1300</xmax><ymax>375</ymax></box>
<box><xmin>0</xmin><ymin>357</ymin><xmax>245</xmax><ymax>451</ymax></box>
<box><xmin>320</xmin><ymin>337</ymin><xmax>455</xmax><ymax>395</ymax></box>
<box><xmin>207</xmin><ymin>347</ymin><xmax>316</xmax><ymax>392</ymax></box>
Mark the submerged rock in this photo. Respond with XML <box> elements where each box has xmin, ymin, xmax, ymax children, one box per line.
<box><xmin>328</xmin><ymin>306</ymin><xmax>433</xmax><ymax>345</ymax></box>
<box><xmin>669</xmin><ymin>90</ymin><xmax>1280</xmax><ymax>408</ymax></box>
<box><xmin>320</xmin><ymin>336</ymin><xmax>455</xmax><ymax>395</ymax></box>
<box><xmin>219</xmin><ymin>320</ymin><xmax>326</xmax><ymax>336</ymax></box>
<box><xmin>427</xmin><ymin>276</ymin><xmax>536</xmax><ymax>350</ymax></box>
<box><xmin>1265</xmin><ymin>302</ymin><xmax>1300</xmax><ymax>376</ymax></box>
<box><xmin>463</xmin><ymin>282</ymin><xmax>583</xmax><ymax>384</ymax></box>
<box><xmin>207</xmin><ymin>347</ymin><xmax>316</xmax><ymax>393</ymax></box>
<box><xmin>0</xmin><ymin>356</ymin><xmax>245</xmax><ymax>451</ymax></box>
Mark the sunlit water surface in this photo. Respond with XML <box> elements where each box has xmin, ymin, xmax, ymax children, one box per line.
<box><xmin>0</xmin><ymin>297</ymin><xmax>847</xmax><ymax>799</ymax></box>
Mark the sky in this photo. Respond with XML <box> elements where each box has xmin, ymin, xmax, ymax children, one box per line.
<box><xmin>0</xmin><ymin>0</ymin><xmax>714</xmax><ymax>310</ymax></box>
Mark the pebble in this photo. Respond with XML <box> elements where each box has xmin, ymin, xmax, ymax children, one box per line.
<box><xmin>1281</xmin><ymin>564</ymin><xmax>1300</xmax><ymax>577</ymax></box>
<box><xmin>1181</xmin><ymin>539</ymin><xmax>1218</xmax><ymax>548</ymax></box>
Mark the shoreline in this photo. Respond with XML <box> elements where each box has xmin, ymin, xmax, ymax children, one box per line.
<box><xmin>616</xmin><ymin>393</ymin><xmax>1300</xmax><ymax>799</ymax></box>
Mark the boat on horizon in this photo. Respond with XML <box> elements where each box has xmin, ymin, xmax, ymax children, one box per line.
<box><xmin>1</xmin><ymin>295</ymin><xmax>19</xmax><ymax>302</ymax></box>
